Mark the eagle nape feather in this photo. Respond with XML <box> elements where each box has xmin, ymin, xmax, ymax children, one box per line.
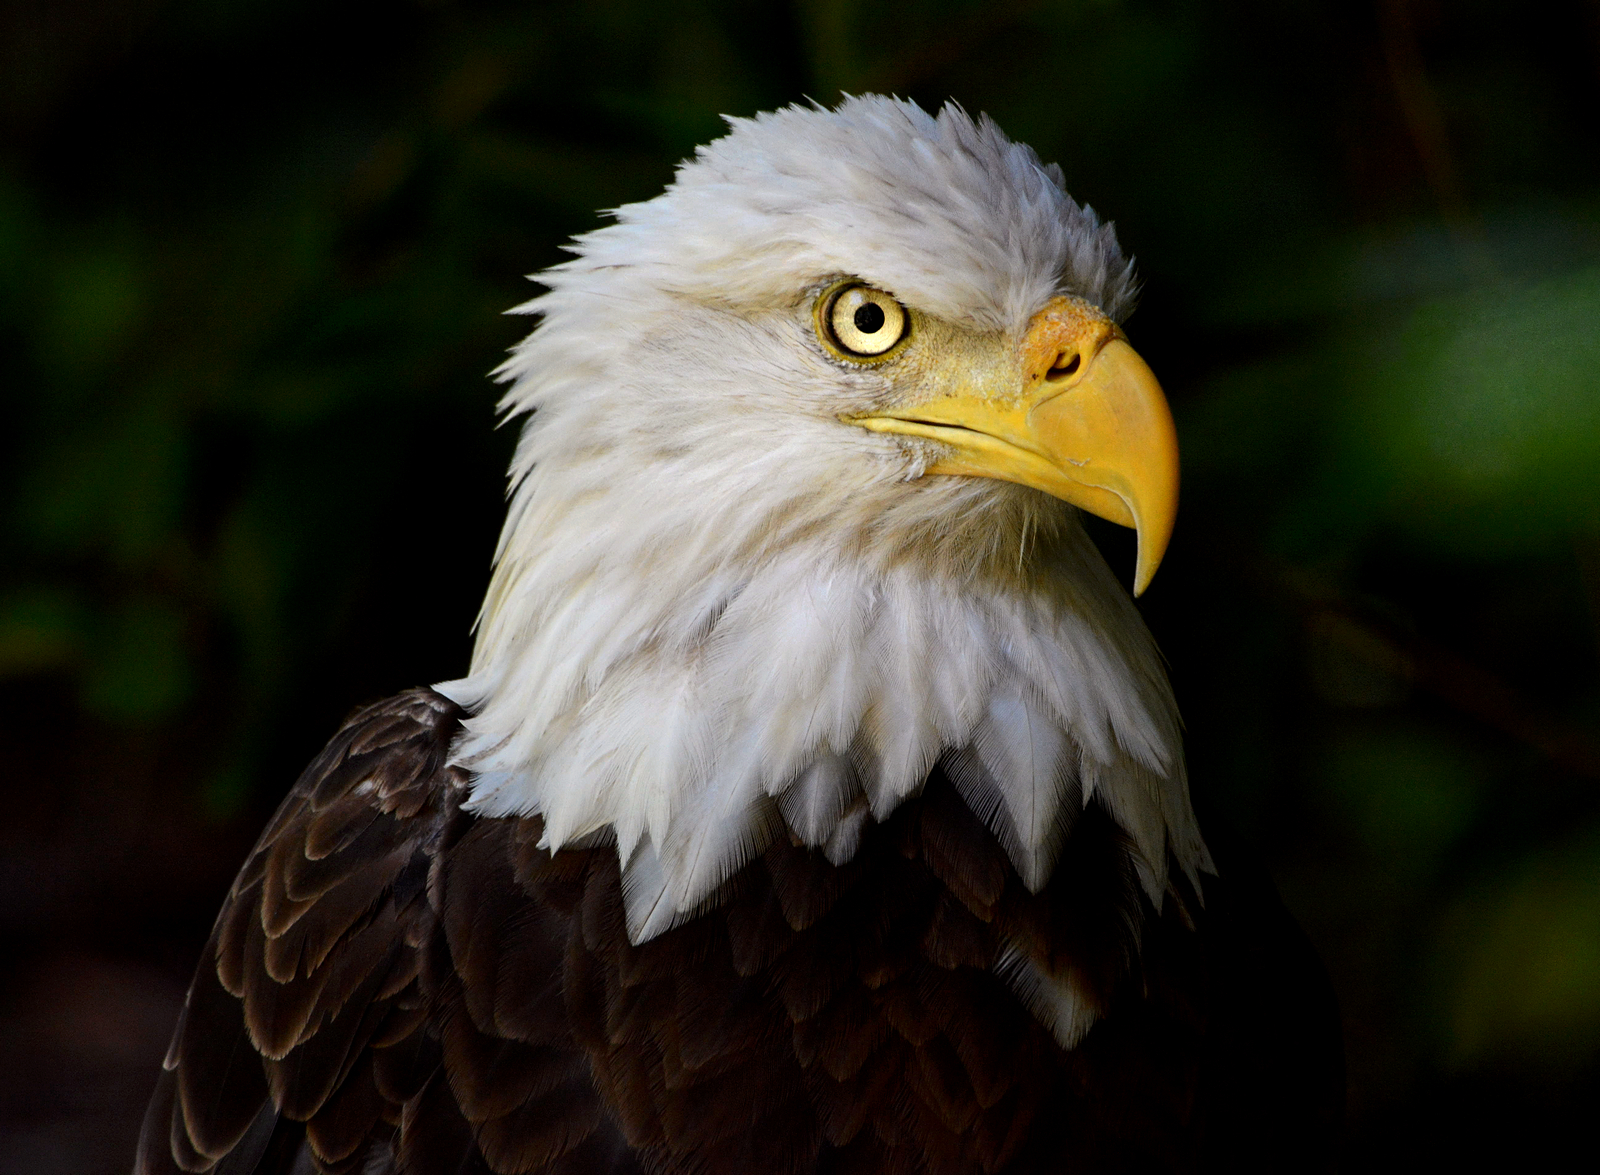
<box><xmin>136</xmin><ymin>96</ymin><xmax>1342</xmax><ymax>1175</ymax></box>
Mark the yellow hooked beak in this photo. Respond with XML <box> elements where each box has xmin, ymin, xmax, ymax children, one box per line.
<box><xmin>848</xmin><ymin>296</ymin><xmax>1179</xmax><ymax>596</ymax></box>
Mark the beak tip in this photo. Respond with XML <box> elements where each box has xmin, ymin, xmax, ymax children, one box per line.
<box><xmin>1130</xmin><ymin>517</ymin><xmax>1173</xmax><ymax>599</ymax></box>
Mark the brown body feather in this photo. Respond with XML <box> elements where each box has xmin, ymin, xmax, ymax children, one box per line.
<box><xmin>135</xmin><ymin>689</ymin><xmax>1341</xmax><ymax>1175</ymax></box>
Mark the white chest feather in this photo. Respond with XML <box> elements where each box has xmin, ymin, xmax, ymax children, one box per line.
<box><xmin>440</xmin><ymin>519</ymin><xmax>1207</xmax><ymax>943</ymax></box>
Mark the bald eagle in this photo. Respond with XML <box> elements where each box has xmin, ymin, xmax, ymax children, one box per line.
<box><xmin>136</xmin><ymin>97</ymin><xmax>1340</xmax><ymax>1175</ymax></box>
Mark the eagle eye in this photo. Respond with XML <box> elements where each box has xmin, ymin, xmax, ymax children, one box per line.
<box><xmin>818</xmin><ymin>283</ymin><xmax>909</xmax><ymax>360</ymax></box>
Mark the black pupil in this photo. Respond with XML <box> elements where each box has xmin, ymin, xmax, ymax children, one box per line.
<box><xmin>853</xmin><ymin>301</ymin><xmax>886</xmax><ymax>334</ymax></box>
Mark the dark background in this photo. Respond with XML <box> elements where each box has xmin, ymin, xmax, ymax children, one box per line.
<box><xmin>2</xmin><ymin>0</ymin><xmax>1599</xmax><ymax>1170</ymax></box>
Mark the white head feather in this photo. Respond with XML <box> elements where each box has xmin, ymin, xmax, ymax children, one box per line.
<box><xmin>438</xmin><ymin>96</ymin><xmax>1211</xmax><ymax>943</ymax></box>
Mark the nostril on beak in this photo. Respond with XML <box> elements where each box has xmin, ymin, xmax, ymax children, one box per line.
<box><xmin>1046</xmin><ymin>351</ymin><xmax>1081</xmax><ymax>381</ymax></box>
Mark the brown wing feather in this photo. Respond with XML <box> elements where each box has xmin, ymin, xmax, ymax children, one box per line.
<box><xmin>136</xmin><ymin>689</ymin><xmax>470</xmax><ymax>1175</ymax></box>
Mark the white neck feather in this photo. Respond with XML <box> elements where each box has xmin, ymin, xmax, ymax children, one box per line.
<box><xmin>440</xmin><ymin>464</ymin><xmax>1209</xmax><ymax>941</ymax></box>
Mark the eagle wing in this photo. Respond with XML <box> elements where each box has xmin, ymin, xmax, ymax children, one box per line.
<box><xmin>135</xmin><ymin>689</ymin><xmax>631</xmax><ymax>1175</ymax></box>
<box><xmin>134</xmin><ymin>688</ymin><xmax>449</xmax><ymax>1173</ymax></box>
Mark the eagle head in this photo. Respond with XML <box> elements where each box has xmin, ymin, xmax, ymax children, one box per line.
<box><xmin>441</xmin><ymin>96</ymin><xmax>1210</xmax><ymax>942</ymax></box>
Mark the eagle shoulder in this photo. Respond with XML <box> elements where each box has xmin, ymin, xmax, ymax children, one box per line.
<box><xmin>138</xmin><ymin>687</ymin><xmax>646</xmax><ymax>1175</ymax></box>
<box><xmin>135</xmin><ymin>688</ymin><xmax>463</xmax><ymax>1174</ymax></box>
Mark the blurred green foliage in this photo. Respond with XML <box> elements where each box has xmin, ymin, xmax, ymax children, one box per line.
<box><xmin>3</xmin><ymin>0</ymin><xmax>1599</xmax><ymax>1166</ymax></box>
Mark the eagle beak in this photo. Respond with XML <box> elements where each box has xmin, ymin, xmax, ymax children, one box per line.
<box><xmin>850</xmin><ymin>297</ymin><xmax>1179</xmax><ymax>596</ymax></box>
